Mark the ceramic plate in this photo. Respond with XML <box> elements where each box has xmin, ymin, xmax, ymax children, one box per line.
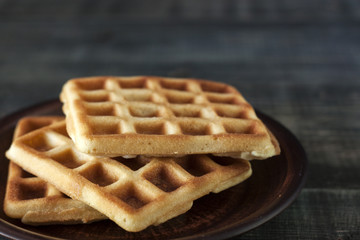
<box><xmin>0</xmin><ymin>100</ymin><xmax>307</xmax><ymax>240</ymax></box>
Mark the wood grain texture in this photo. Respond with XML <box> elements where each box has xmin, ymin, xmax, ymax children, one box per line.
<box><xmin>0</xmin><ymin>0</ymin><xmax>359</xmax><ymax>239</ymax></box>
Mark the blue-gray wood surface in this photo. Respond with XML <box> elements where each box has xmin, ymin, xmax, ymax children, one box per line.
<box><xmin>0</xmin><ymin>0</ymin><xmax>359</xmax><ymax>239</ymax></box>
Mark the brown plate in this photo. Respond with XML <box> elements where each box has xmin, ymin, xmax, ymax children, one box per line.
<box><xmin>0</xmin><ymin>100</ymin><xmax>307</xmax><ymax>240</ymax></box>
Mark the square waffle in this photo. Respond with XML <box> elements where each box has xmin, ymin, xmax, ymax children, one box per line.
<box><xmin>6</xmin><ymin>120</ymin><xmax>252</xmax><ymax>232</ymax></box>
<box><xmin>60</xmin><ymin>76</ymin><xmax>280</xmax><ymax>159</ymax></box>
<box><xmin>3</xmin><ymin>117</ymin><xmax>106</xmax><ymax>225</ymax></box>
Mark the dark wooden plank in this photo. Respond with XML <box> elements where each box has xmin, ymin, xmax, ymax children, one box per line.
<box><xmin>235</xmin><ymin>189</ymin><xmax>360</xmax><ymax>239</ymax></box>
<box><xmin>1</xmin><ymin>0</ymin><xmax>360</xmax><ymax>23</ymax></box>
<box><xmin>1</xmin><ymin>22</ymin><xmax>360</xmax><ymax>60</ymax></box>
<box><xmin>1</xmin><ymin>0</ymin><xmax>360</xmax><ymax>239</ymax></box>
<box><xmin>0</xmin><ymin>22</ymin><xmax>359</xmax><ymax>85</ymax></box>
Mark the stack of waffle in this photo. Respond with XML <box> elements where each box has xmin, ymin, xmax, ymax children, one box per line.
<box><xmin>4</xmin><ymin>76</ymin><xmax>280</xmax><ymax>232</ymax></box>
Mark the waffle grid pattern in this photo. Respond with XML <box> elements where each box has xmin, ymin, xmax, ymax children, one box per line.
<box><xmin>6</xmin><ymin>117</ymin><xmax>64</xmax><ymax>204</ymax></box>
<box><xmin>4</xmin><ymin>117</ymin><xmax>105</xmax><ymax>224</ymax></box>
<box><xmin>7</xmin><ymin>120</ymin><xmax>252</xmax><ymax>231</ymax></box>
<box><xmin>61</xmin><ymin>76</ymin><xmax>279</xmax><ymax>158</ymax></box>
<box><xmin>73</xmin><ymin>76</ymin><xmax>260</xmax><ymax>136</ymax></box>
<box><xmin>7</xmin><ymin>162</ymin><xmax>63</xmax><ymax>202</ymax></box>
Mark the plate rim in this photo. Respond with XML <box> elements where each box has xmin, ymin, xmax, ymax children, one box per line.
<box><xmin>201</xmin><ymin>110</ymin><xmax>308</xmax><ymax>240</ymax></box>
<box><xmin>0</xmin><ymin>99</ymin><xmax>308</xmax><ymax>240</ymax></box>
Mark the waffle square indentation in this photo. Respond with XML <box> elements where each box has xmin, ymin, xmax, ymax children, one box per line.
<box><xmin>112</xmin><ymin>156</ymin><xmax>150</xmax><ymax>171</ymax></box>
<box><xmin>79</xmin><ymin>163</ymin><xmax>118</xmax><ymax>187</ymax></box>
<box><xmin>143</xmin><ymin>166</ymin><xmax>183</xmax><ymax>192</ymax></box>
<box><xmin>222</xmin><ymin>120</ymin><xmax>254</xmax><ymax>134</ymax></box>
<box><xmin>85</xmin><ymin>104</ymin><xmax>116</xmax><ymax>116</ymax></box>
<box><xmin>179</xmin><ymin>121</ymin><xmax>210</xmax><ymax>135</ymax></box>
<box><xmin>116</xmin><ymin>184</ymin><xmax>152</xmax><ymax>209</ymax></box>
<box><xmin>165</xmin><ymin>92</ymin><xmax>194</xmax><ymax>104</ymax></box>
<box><xmin>128</xmin><ymin>105</ymin><xmax>160</xmax><ymax>118</ymax></box>
<box><xmin>214</xmin><ymin>107</ymin><xmax>247</xmax><ymax>119</ymax></box>
<box><xmin>51</xmin><ymin>149</ymin><xmax>85</xmax><ymax>169</ymax></box>
<box><xmin>200</xmin><ymin>82</ymin><xmax>230</xmax><ymax>93</ymax></box>
<box><xmin>22</xmin><ymin>134</ymin><xmax>57</xmax><ymax>152</ymax></box>
<box><xmin>90</xmin><ymin>122</ymin><xmax>120</xmax><ymax>135</ymax></box>
<box><xmin>134</xmin><ymin>122</ymin><xmax>165</xmax><ymax>135</ymax></box>
<box><xmin>118</xmin><ymin>78</ymin><xmax>147</xmax><ymax>89</ymax></box>
<box><xmin>76</xmin><ymin>79</ymin><xmax>105</xmax><ymax>90</ymax></box>
<box><xmin>176</xmin><ymin>156</ymin><xmax>213</xmax><ymax>177</ymax></box>
<box><xmin>79</xmin><ymin>91</ymin><xmax>109</xmax><ymax>102</ymax></box>
<box><xmin>17</xmin><ymin>181</ymin><xmax>47</xmax><ymax>200</ymax></box>
<box><xmin>170</xmin><ymin>105</ymin><xmax>202</xmax><ymax>118</ymax></box>
<box><xmin>206</xmin><ymin>94</ymin><xmax>237</xmax><ymax>104</ymax></box>
<box><xmin>121</xmin><ymin>90</ymin><xmax>153</xmax><ymax>102</ymax></box>
<box><xmin>159</xmin><ymin>79</ymin><xmax>188</xmax><ymax>91</ymax></box>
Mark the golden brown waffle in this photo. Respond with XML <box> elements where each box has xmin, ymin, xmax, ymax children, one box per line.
<box><xmin>3</xmin><ymin>117</ymin><xmax>106</xmax><ymax>225</ymax></box>
<box><xmin>6</xmin><ymin>120</ymin><xmax>252</xmax><ymax>232</ymax></box>
<box><xmin>60</xmin><ymin>76</ymin><xmax>280</xmax><ymax>159</ymax></box>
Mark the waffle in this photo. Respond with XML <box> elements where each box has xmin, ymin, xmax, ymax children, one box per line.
<box><xmin>3</xmin><ymin>117</ymin><xmax>106</xmax><ymax>225</ymax></box>
<box><xmin>60</xmin><ymin>76</ymin><xmax>280</xmax><ymax>159</ymax></box>
<box><xmin>6</xmin><ymin>120</ymin><xmax>252</xmax><ymax>232</ymax></box>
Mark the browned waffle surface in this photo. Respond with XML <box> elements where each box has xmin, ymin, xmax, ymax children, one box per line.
<box><xmin>6</xmin><ymin>120</ymin><xmax>252</xmax><ymax>232</ymax></box>
<box><xmin>60</xmin><ymin>76</ymin><xmax>280</xmax><ymax>159</ymax></box>
<box><xmin>3</xmin><ymin>117</ymin><xmax>106</xmax><ymax>225</ymax></box>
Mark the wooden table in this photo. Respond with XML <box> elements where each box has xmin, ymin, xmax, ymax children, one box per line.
<box><xmin>0</xmin><ymin>0</ymin><xmax>359</xmax><ymax>239</ymax></box>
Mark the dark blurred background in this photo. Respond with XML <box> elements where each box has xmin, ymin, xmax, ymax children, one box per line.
<box><xmin>1</xmin><ymin>0</ymin><xmax>359</xmax><ymax>116</ymax></box>
<box><xmin>1</xmin><ymin>0</ymin><xmax>359</xmax><ymax>239</ymax></box>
